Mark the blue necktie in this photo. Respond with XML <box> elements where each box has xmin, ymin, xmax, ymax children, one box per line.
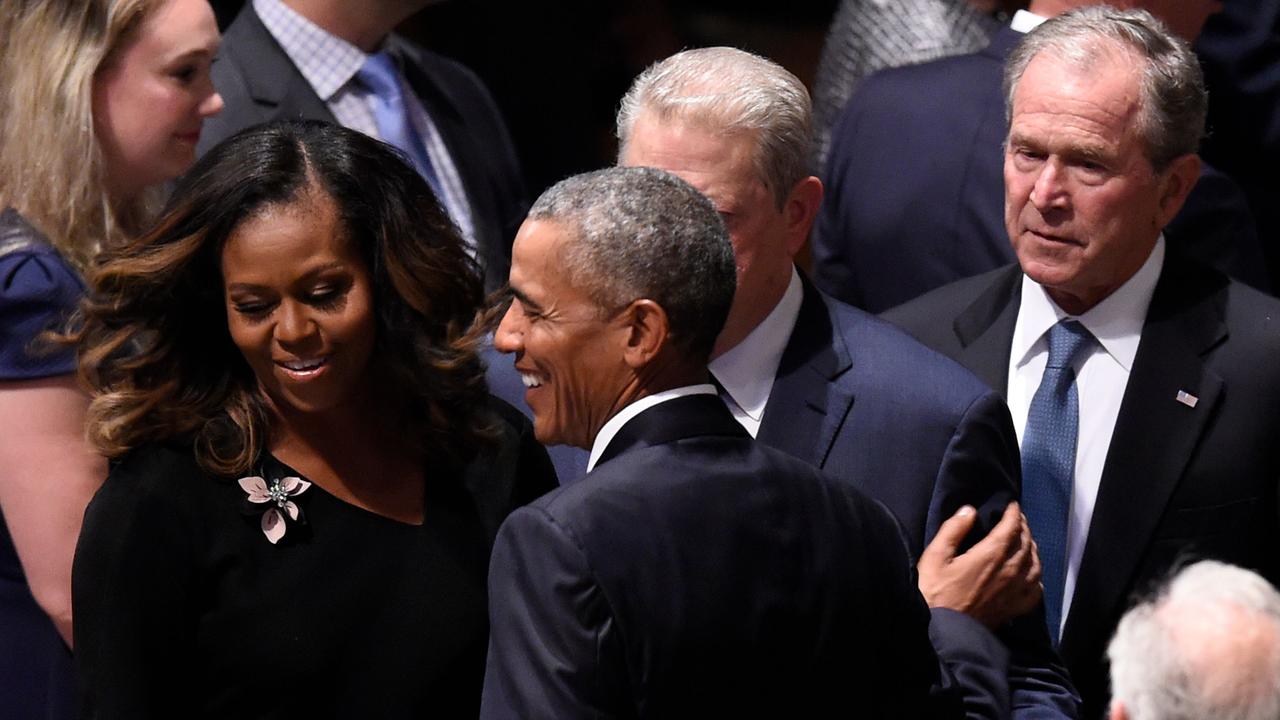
<box><xmin>356</xmin><ymin>51</ymin><xmax>445</xmax><ymax>199</ymax></box>
<box><xmin>1021</xmin><ymin>319</ymin><xmax>1093</xmax><ymax>645</ymax></box>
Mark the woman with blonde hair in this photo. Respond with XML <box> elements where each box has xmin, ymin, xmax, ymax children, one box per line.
<box><xmin>0</xmin><ymin>0</ymin><xmax>222</xmax><ymax>716</ymax></box>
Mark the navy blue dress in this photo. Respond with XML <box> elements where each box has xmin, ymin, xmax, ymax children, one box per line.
<box><xmin>0</xmin><ymin>208</ymin><xmax>84</xmax><ymax>720</ymax></box>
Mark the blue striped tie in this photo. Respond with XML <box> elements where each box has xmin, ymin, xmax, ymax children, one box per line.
<box><xmin>1022</xmin><ymin>319</ymin><xmax>1093</xmax><ymax>645</ymax></box>
<box><xmin>356</xmin><ymin>51</ymin><xmax>445</xmax><ymax>199</ymax></box>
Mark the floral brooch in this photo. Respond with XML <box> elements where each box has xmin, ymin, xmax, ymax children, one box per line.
<box><xmin>238</xmin><ymin>474</ymin><xmax>312</xmax><ymax>544</ymax></box>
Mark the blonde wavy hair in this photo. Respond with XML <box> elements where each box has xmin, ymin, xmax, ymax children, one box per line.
<box><xmin>0</xmin><ymin>0</ymin><xmax>161</xmax><ymax>273</ymax></box>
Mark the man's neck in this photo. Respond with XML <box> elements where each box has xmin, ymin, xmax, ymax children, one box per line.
<box><xmin>712</xmin><ymin>268</ymin><xmax>792</xmax><ymax>359</ymax></box>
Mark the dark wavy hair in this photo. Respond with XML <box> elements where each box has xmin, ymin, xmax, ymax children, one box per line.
<box><xmin>72</xmin><ymin>120</ymin><xmax>491</xmax><ymax>476</ymax></box>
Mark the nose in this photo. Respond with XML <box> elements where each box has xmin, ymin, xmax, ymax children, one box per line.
<box><xmin>202</xmin><ymin>90</ymin><xmax>225</xmax><ymax>118</ymax></box>
<box><xmin>274</xmin><ymin>301</ymin><xmax>317</xmax><ymax>347</ymax></box>
<box><xmin>493</xmin><ymin>302</ymin><xmax>524</xmax><ymax>355</ymax></box>
<box><xmin>1028</xmin><ymin>158</ymin><xmax>1069</xmax><ymax>210</ymax></box>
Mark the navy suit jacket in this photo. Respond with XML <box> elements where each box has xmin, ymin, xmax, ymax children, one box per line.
<box><xmin>198</xmin><ymin>4</ymin><xmax>527</xmax><ymax>292</ymax></box>
<box><xmin>884</xmin><ymin>257</ymin><xmax>1280</xmax><ymax>719</ymax></box>
<box><xmin>766</xmin><ymin>277</ymin><xmax>1077</xmax><ymax>718</ymax></box>
<box><xmin>814</xmin><ymin>25</ymin><xmax>1270</xmax><ymax>314</ymax></box>
<box><xmin>480</xmin><ymin>393</ymin><xmax>958</xmax><ymax>719</ymax></box>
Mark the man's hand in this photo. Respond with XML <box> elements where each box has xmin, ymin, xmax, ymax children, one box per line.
<box><xmin>917</xmin><ymin>502</ymin><xmax>1042</xmax><ymax>629</ymax></box>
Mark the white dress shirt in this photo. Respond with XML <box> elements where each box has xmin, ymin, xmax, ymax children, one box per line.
<box><xmin>1009</xmin><ymin>9</ymin><xmax>1048</xmax><ymax>33</ymax></box>
<box><xmin>586</xmin><ymin>385</ymin><xmax>719</xmax><ymax>473</ymax></box>
<box><xmin>1007</xmin><ymin>237</ymin><xmax>1165</xmax><ymax>631</ymax></box>
<box><xmin>709</xmin><ymin>269</ymin><xmax>804</xmax><ymax>437</ymax></box>
<box><xmin>252</xmin><ymin>0</ymin><xmax>477</xmax><ymax>252</ymax></box>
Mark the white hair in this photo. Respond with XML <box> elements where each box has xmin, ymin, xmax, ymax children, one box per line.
<box><xmin>1108</xmin><ymin>561</ymin><xmax>1280</xmax><ymax>720</ymax></box>
<box><xmin>616</xmin><ymin>46</ymin><xmax>812</xmax><ymax>209</ymax></box>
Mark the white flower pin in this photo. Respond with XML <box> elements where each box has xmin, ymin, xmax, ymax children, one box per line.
<box><xmin>238</xmin><ymin>475</ymin><xmax>312</xmax><ymax>544</ymax></box>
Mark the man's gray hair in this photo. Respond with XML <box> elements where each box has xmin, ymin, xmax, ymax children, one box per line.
<box><xmin>1003</xmin><ymin>6</ymin><xmax>1207</xmax><ymax>171</ymax></box>
<box><xmin>528</xmin><ymin>166</ymin><xmax>735</xmax><ymax>361</ymax></box>
<box><xmin>616</xmin><ymin>46</ymin><xmax>812</xmax><ymax>209</ymax></box>
<box><xmin>1108</xmin><ymin>561</ymin><xmax>1280</xmax><ymax>720</ymax></box>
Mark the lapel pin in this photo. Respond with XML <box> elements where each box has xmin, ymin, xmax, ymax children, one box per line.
<box><xmin>1176</xmin><ymin>390</ymin><xmax>1199</xmax><ymax>408</ymax></box>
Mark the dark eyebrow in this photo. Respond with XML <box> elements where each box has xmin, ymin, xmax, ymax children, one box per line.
<box><xmin>508</xmin><ymin>285</ymin><xmax>542</xmax><ymax>312</ymax></box>
<box><xmin>224</xmin><ymin>262</ymin><xmax>349</xmax><ymax>294</ymax></box>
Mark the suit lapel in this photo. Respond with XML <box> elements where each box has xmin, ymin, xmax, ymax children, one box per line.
<box><xmin>953</xmin><ymin>266</ymin><xmax>1023</xmax><ymax>396</ymax></box>
<box><xmin>757</xmin><ymin>278</ymin><xmax>854</xmax><ymax>469</ymax></box>
<box><xmin>230</xmin><ymin>7</ymin><xmax>336</xmax><ymax>122</ymax></box>
<box><xmin>1061</xmin><ymin>257</ymin><xmax>1228</xmax><ymax>663</ymax></box>
<box><xmin>597</xmin><ymin>394</ymin><xmax>749</xmax><ymax>468</ymax></box>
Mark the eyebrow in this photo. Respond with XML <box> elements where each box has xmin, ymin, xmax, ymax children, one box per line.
<box><xmin>224</xmin><ymin>262</ymin><xmax>349</xmax><ymax>293</ymax></box>
<box><xmin>508</xmin><ymin>285</ymin><xmax>542</xmax><ymax>312</ymax></box>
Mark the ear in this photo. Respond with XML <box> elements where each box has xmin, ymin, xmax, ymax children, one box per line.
<box><xmin>617</xmin><ymin>299</ymin><xmax>670</xmax><ymax>370</ymax></box>
<box><xmin>1109</xmin><ymin>700</ymin><xmax>1128</xmax><ymax>720</ymax></box>
<box><xmin>782</xmin><ymin>176</ymin><xmax>824</xmax><ymax>258</ymax></box>
<box><xmin>1154</xmin><ymin>153</ymin><xmax>1201</xmax><ymax>229</ymax></box>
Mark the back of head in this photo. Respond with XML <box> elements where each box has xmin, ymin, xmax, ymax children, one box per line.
<box><xmin>615</xmin><ymin>47</ymin><xmax>812</xmax><ymax>209</ymax></box>
<box><xmin>0</xmin><ymin>0</ymin><xmax>160</xmax><ymax>270</ymax></box>
<box><xmin>526</xmin><ymin>166</ymin><xmax>735</xmax><ymax>363</ymax></box>
<box><xmin>1108</xmin><ymin>560</ymin><xmax>1280</xmax><ymax>720</ymax></box>
<box><xmin>1003</xmin><ymin>5</ymin><xmax>1206</xmax><ymax>172</ymax></box>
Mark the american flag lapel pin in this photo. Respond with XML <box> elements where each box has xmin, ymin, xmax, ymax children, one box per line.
<box><xmin>1176</xmin><ymin>390</ymin><xmax>1199</xmax><ymax>408</ymax></box>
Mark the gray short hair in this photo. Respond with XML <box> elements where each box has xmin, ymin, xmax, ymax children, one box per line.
<box><xmin>1003</xmin><ymin>6</ymin><xmax>1207</xmax><ymax>171</ymax></box>
<box><xmin>527</xmin><ymin>166</ymin><xmax>736</xmax><ymax>361</ymax></box>
<box><xmin>616</xmin><ymin>47</ymin><xmax>812</xmax><ymax>209</ymax></box>
<box><xmin>1108</xmin><ymin>561</ymin><xmax>1280</xmax><ymax>720</ymax></box>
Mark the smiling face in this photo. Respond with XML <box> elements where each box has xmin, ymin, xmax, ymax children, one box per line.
<box><xmin>221</xmin><ymin>188</ymin><xmax>377</xmax><ymax>420</ymax></box>
<box><xmin>493</xmin><ymin>219</ymin><xmax>633</xmax><ymax>448</ymax></box>
<box><xmin>1004</xmin><ymin>50</ymin><xmax>1194</xmax><ymax>314</ymax></box>
<box><xmin>93</xmin><ymin>0</ymin><xmax>224</xmax><ymax>201</ymax></box>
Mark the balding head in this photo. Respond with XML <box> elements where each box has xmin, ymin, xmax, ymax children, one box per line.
<box><xmin>1108</xmin><ymin>561</ymin><xmax>1280</xmax><ymax>720</ymax></box>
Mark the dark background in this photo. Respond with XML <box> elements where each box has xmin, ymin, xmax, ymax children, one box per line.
<box><xmin>210</xmin><ymin>0</ymin><xmax>838</xmax><ymax>196</ymax></box>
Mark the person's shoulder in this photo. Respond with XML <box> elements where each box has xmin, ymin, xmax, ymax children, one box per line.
<box><xmin>881</xmin><ymin>266</ymin><xmax>1014</xmax><ymax>335</ymax></box>
<box><xmin>854</xmin><ymin>46</ymin><xmax>998</xmax><ymax>107</ymax></box>
<box><xmin>89</xmin><ymin>440</ymin><xmax>218</xmax><ymax>527</ymax></box>
<box><xmin>0</xmin><ymin>211</ymin><xmax>83</xmax><ymax>299</ymax></box>
<box><xmin>387</xmin><ymin>33</ymin><xmax>491</xmax><ymax>102</ymax></box>
<box><xmin>106</xmin><ymin>441</ymin><xmax>211</xmax><ymax>495</ymax></box>
<box><xmin>820</xmin><ymin>288</ymin><xmax>993</xmax><ymax>400</ymax></box>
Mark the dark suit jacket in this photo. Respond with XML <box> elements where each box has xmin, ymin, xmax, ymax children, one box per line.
<box><xmin>884</xmin><ymin>257</ymin><xmax>1280</xmax><ymax>719</ymax></box>
<box><xmin>767</xmin><ymin>277</ymin><xmax>1076</xmax><ymax>718</ymax></box>
<box><xmin>813</xmin><ymin>25</ymin><xmax>1270</xmax><ymax>314</ymax></box>
<box><xmin>198</xmin><ymin>4</ymin><xmax>527</xmax><ymax>291</ymax></box>
<box><xmin>480</xmin><ymin>393</ymin><xmax>956</xmax><ymax>719</ymax></box>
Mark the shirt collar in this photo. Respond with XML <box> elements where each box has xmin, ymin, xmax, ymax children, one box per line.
<box><xmin>586</xmin><ymin>384</ymin><xmax>718</xmax><ymax>473</ymax></box>
<box><xmin>1010</xmin><ymin>10</ymin><xmax>1047</xmax><ymax>33</ymax></box>
<box><xmin>254</xmin><ymin>0</ymin><xmax>369</xmax><ymax>101</ymax></box>
<box><xmin>709</xmin><ymin>268</ymin><xmax>804</xmax><ymax>423</ymax></box>
<box><xmin>1012</xmin><ymin>236</ymin><xmax>1165</xmax><ymax>373</ymax></box>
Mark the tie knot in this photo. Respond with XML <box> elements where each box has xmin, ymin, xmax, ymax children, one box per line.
<box><xmin>1045</xmin><ymin>320</ymin><xmax>1093</xmax><ymax>369</ymax></box>
<box><xmin>357</xmin><ymin>51</ymin><xmax>401</xmax><ymax>98</ymax></box>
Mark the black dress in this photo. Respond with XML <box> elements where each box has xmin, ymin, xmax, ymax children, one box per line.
<box><xmin>73</xmin><ymin>400</ymin><xmax>556</xmax><ymax>719</ymax></box>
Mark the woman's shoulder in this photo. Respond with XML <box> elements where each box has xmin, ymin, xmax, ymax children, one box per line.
<box><xmin>0</xmin><ymin>210</ymin><xmax>86</xmax><ymax>378</ymax></box>
<box><xmin>0</xmin><ymin>209</ymin><xmax>83</xmax><ymax>299</ymax></box>
<box><xmin>455</xmin><ymin>396</ymin><xmax>557</xmax><ymax>541</ymax></box>
<box><xmin>94</xmin><ymin>441</ymin><xmax>222</xmax><ymax>517</ymax></box>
